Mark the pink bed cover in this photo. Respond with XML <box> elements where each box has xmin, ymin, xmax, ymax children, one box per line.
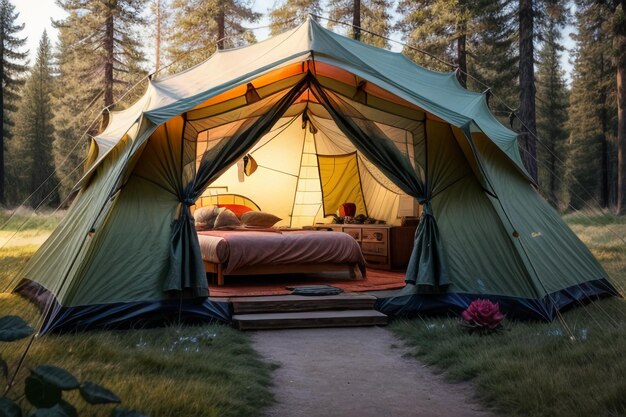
<box><xmin>197</xmin><ymin>229</ymin><xmax>366</xmax><ymax>276</ymax></box>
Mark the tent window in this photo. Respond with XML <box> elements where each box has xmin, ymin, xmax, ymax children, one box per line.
<box><xmin>318</xmin><ymin>152</ymin><xmax>368</xmax><ymax>218</ymax></box>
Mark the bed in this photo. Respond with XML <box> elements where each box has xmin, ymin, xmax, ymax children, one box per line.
<box><xmin>197</xmin><ymin>229</ymin><xmax>367</xmax><ymax>286</ymax></box>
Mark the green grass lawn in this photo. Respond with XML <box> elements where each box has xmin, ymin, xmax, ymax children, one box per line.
<box><xmin>2</xmin><ymin>209</ymin><xmax>625</xmax><ymax>417</ymax></box>
<box><xmin>0</xmin><ymin>210</ymin><xmax>273</xmax><ymax>417</ymax></box>
<box><xmin>392</xmin><ymin>211</ymin><xmax>626</xmax><ymax>417</ymax></box>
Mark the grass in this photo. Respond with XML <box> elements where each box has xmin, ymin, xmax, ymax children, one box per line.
<box><xmin>3</xmin><ymin>208</ymin><xmax>625</xmax><ymax>417</ymax></box>
<box><xmin>392</xmin><ymin>211</ymin><xmax>626</xmax><ymax>417</ymax></box>
<box><xmin>0</xmin><ymin>211</ymin><xmax>273</xmax><ymax>417</ymax></box>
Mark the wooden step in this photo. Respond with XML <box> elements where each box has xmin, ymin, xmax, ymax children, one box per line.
<box><xmin>232</xmin><ymin>310</ymin><xmax>388</xmax><ymax>330</ymax></box>
<box><xmin>230</xmin><ymin>293</ymin><xmax>377</xmax><ymax>314</ymax></box>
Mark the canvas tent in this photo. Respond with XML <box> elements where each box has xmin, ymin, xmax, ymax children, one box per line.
<box><xmin>13</xmin><ymin>18</ymin><xmax>619</xmax><ymax>333</ymax></box>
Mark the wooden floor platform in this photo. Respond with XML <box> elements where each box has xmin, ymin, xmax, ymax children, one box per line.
<box><xmin>230</xmin><ymin>292</ymin><xmax>388</xmax><ymax>330</ymax></box>
<box><xmin>209</xmin><ymin>268</ymin><xmax>405</xmax><ymax>297</ymax></box>
<box><xmin>233</xmin><ymin>310</ymin><xmax>388</xmax><ymax>330</ymax></box>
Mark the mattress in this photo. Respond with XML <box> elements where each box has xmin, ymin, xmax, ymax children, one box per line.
<box><xmin>197</xmin><ymin>229</ymin><xmax>366</xmax><ymax>275</ymax></box>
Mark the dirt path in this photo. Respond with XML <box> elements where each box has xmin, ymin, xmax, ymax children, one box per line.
<box><xmin>251</xmin><ymin>327</ymin><xmax>496</xmax><ymax>417</ymax></box>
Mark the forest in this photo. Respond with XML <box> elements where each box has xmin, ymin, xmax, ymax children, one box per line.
<box><xmin>0</xmin><ymin>0</ymin><xmax>625</xmax><ymax>215</ymax></box>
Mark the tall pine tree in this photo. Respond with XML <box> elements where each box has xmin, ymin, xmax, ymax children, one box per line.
<box><xmin>8</xmin><ymin>31</ymin><xmax>58</xmax><ymax>207</ymax></box>
<box><xmin>269</xmin><ymin>0</ymin><xmax>322</xmax><ymax>36</ymax></box>
<box><xmin>0</xmin><ymin>0</ymin><xmax>27</xmax><ymax>205</ymax></box>
<box><xmin>517</xmin><ymin>0</ymin><xmax>568</xmax><ymax>183</ymax></box>
<box><xmin>151</xmin><ymin>0</ymin><xmax>172</xmax><ymax>74</ymax></box>
<box><xmin>167</xmin><ymin>0</ymin><xmax>260</xmax><ymax>73</ymax></box>
<box><xmin>52</xmin><ymin>0</ymin><xmax>148</xmax><ymax>198</ymax></box>
<box><xmin>567</xmin><ymin>1</ymin><xmax>616</xmax><ymax>210</ymax></box>
<box><xmin>469</xmin><ymin>0</ymin><xmax>518</xmax><ymax>113</ymax></box>
<box><xmin>535</xmin><ymin>18</ymin><xmax>568</xmax><ymax>209</ymax></box>
<box><xmin>328</xmin><ymin>0</ymin><xmax>392</xmax><ymax>48</ymax></box>
<box><xmin>395</xmin><ymin>0</ymin><xmax>470</xmax><ymax>74</ymax></box>
<box><xmin>395</xmin><ymin>0</ymin><xmax>518</xmax><ymax>101</ymax></box>
<box><xmin>611</xmin><ymin>0</ymin><xmax>626</xmax><ymax>213</ymax></box>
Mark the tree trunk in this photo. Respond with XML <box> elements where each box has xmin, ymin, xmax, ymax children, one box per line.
<box><xmin>600</xmin><ymin>113</ymin><xmax>610</xmax><ymax>208</ymax></box>
<box><xmin>518</xmin><ymin>0</ymin><xmax>538</xmax><ymax>183</ymax></box>
<box><xmin>102</xmin><ymin>11</ymin><xmax>114</xmax><ymax>129</ymax></box>
<box><xmin>155</xmin><ymin>0</ymin><xmax>161</xmax><ymax>73</ymax></box>
<box><xmin>352</xmin><ymin>0</ymin><xmax>361</xmax><ymax>41</ymax></box>
<box><xmin>0</xmin><ymin>56</ymin><xmax>4</xmax><ymax>205</ymax></box>
<box><xmin>548</xmin><ymin>145</ymin><xmax>557</xmax><ymax>207</ymax></box>
<box><xmin>216</xmin><ymin>5</ymin><xmax>225</xmax><ymax>50</ymax></box>
<box><xmin>457</xmin><ymin>33</ymin><xmax>467</xmax><ymax>88</ymax></box>
<box><xmin>616</xmin><ymin>1</ymin><xmax>626</xmax><ymax>214</ymax></box>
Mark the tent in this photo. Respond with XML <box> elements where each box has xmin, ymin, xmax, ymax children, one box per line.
<box><xmin>13</xmin><ymin>18</ymin><xmax>619</xmax><ymax>333</ymax></box>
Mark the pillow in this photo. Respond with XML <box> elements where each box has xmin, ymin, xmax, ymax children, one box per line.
<box><xmin>194</xmin><ymin>206</ymin><xmax>220</xmax><ymax>231</ymax></box>
<box><xmin>240</xmin><ymin>211</ymin><xmax>282</xmax><ymax>228</ymax></box>
<box><xmin>217</xmin><ymin>203</ymin><xmax>253</xmax><ymax>218</ymax></box>
<box><xmin>214</xmin><ymin>208</ymin><xmax>241</xmax><ymax>229</ymax></box>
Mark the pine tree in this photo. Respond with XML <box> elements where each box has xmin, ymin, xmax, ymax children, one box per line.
<box><xmin>8</xmin><ymin>31</ymin><xmax>58</xmax><ymax>207</ymax></box>
<box><xmin>535</xmin><ymin>19</ymin><xmax>568</xmax><ymax>209</ymax></box>
<box><xmin>167</xmin><ymin>0</ymin><xmax>260</xmax><ymax>73</ymax></box>
<box><xmin>269</xmin><ymin>0</ymin><xmax>322</xmax><ymax>36</ymax></box>
<box><xmin>517</xmin><ymin>0</ymin><xmax>538</xmax><ymax>182</ymax></box>
<box><xmin>469</xmin><ymin>0</ymin><xmax>519</xmax><ymax>114</ymax></box>
<box><xmin>566</xmin><ymin>1</ymin><xmax>616</xmax><ymax>210</ymax></box>
<box><xmin>152</xmin><ymin>0</ymin><xmax>172</xmax><ymax>73</ymax></box>
<box><xmin>52</xmin><ymin>0</ymin><xmax>148</xmax><ymax>199</ymax></box>
<box><xmin>517</xmin><ymin>0</ymin><xmax>568</xmax><ymax>183</ymax></box>
<box><xmin>328</xmin><ymin>0</ymin><xmax>392</xmax><ymax>48</ymax></box>
<box><xmin>0</xmin><ymin>0</ymin><xmax>27</xmax><ymax>205</ymax></box>
<box><xmin>611</xmin><ymin>0</ymin><xmax>626</xmax><ymax>213</ymax></box>
<box><xmin>395</xmin><ymin>0</ymin><xmax>518</xmax><ymax>100</ymax></box>
<box><xmin>395</xmin><ymin>0</ymin><xmax>469</xmax><ymax>73</ymax></box>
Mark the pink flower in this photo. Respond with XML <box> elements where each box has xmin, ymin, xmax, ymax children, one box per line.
<box><xmin>461</xmin><ymin>299</ymin><xmax>505</xmax><ymax>329</ymax></box>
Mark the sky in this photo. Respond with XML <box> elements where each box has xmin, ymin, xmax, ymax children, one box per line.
<box><xmin>14</xmin><ymin>0</ymin><xmax>575</xmax><ymax>82</ymax></box>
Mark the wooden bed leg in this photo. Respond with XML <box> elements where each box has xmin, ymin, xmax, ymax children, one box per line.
<box><xmin>218</xmin><ymin>264</ymin><xmax>225</xmax><ymax>286</ymax></box>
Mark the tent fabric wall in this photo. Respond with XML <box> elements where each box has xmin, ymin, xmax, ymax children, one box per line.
<box><xmin>13</xmin><ymin>18</ymin><xmax>620</xmax><ymax>332</ymax></box>
<box><xmin>318</xmin><ymin>153</ymin><xmax>367</xmax><ymax>217</ymax></box>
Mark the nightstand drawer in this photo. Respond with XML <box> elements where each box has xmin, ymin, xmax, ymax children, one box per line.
<box><xmin>361</xmin><ymin>242</ymin><xmax>388</xmax><ymax>257</ymax></box>
<box><xmin>362</xmin><ymin>228</ymin><xmax>387</xmax><ymax>243</ymax></box>
<box><xmin>342</xmin><ymin>227</ymin><xmax>361</xmax><ymax>242</ymax></box>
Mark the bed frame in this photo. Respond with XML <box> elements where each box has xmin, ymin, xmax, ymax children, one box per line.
<box><xmin>204</xmin><ymin>261</ymin><xmax>363</xmax><ymax>286</ymax></box>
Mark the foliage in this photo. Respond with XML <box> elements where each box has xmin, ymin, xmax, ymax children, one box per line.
<box><xmin>327</xmin><ymin>0</ymin><xmax>393</xmax><ymax>48</ymax></box>
<box><xmin>149</xmin><ymin>0</ymin><xmax>173</xmax><ymax>74</ymax></box>
<box><xmin>395</xmin><ymin>0</ymin><xmax>518</xmax><ymax>110</ymax></box>
<box><xmin>567</xmin><ymin>1</ymin><xmax>617</xmax><ymax>211</ymax></box>
<box><xmin>0</xmin><ymin>0</ymin><xmax>28</xmax><ymax>204</ymax></box>
<box><xmin>166</xmin><ymin>0</ymin><xmax>260</xmax><ymax>73</ymax></box>
<box><xmin>269</xmin><ymin>0</ymin><xmax>322</xmax><ymax>36</ymax></box>
<box><xmin>0</xmin><ymin>315</ymin><xmax>145</xmax><ymax>417</ymax></box>
<box><xmin>51</xmin><ymin>0</ymin><xmax>148</xmax><ymax>199</ymax></box>
<box><xmin>6</xmin><ymin>32</ymin><xmax>59</xmax><ymax>208</ymax></box>
<box><xmin>536</xmin><ymin>17</ymin><xmax>568</xmax><ymax>209</ymax></box>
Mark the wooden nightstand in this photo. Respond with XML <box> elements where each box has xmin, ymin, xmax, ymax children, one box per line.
<box><xmin>320</xmin><ymin>223</ymin><xmax>416</xmax><ymax>270</ymax></box>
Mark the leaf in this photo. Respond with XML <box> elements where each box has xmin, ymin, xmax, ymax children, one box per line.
<box><xmin>24</xmin><ymin>375</ymin><xmax>62</xmax><ymax>408</ymax></box>
<box><xmin>79</xmin><ymin>382</ymin><xmax>121</xmax><ymax>405</ymax></box>
<box><xmin>0</xmin><ymin>397</ymin><xmax>22</xmax><ymax>417</ymax></box>
<box><xmin>27</xmin><ymin>404</ymin><xmax>72</xmax><ymax>417</ymax></box>
<box><xmin>0</xmin><ymin>316</ymin><xmax>34</xmax><ymax>342</ymax></box>
<box><xmin>30</xmin><ymin>366</ymin><xmax>79</xmax><ymax>390</ymax></box>
<box><xmin>55</xmin><ymin>400</ymin><xmax>77</xmax><ymax>417</ymax></box>
<box><xmin>110</xmin><ymin>409</ymin><xmax>149</xmax><ymax>417</ymax></box>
